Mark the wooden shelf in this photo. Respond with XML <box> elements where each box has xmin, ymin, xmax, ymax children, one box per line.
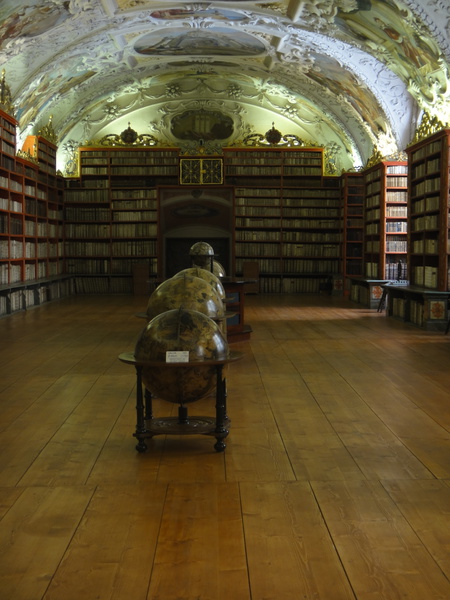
<box><xmin>406</xmin><ymin>129</ymin><xmax>450</xmax><ymax>291</ymax></box>
<box><xmin>362</xmin><ymin>160</ymin><xmax>408</xmax><ymax>281</ymax></box>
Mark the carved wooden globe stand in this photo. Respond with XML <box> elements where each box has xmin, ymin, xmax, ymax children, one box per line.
<box><xmin>120</xmin><ymin>309</ymin><xmax>242</xmax><ymax>452</ymax></box>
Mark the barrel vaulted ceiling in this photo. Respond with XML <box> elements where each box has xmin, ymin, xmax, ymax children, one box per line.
<box><xmin>0</xmin><ymin>0</ymin><xmax>449</xmax><ymax>175</ymax></box>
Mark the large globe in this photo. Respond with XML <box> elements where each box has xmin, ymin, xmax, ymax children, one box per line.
<box><xmin>213</xmin><ymin>260</ymin><xmax>226</xmax><ymax>278</ymax></box>
<box><xmin>146</xmin><ymin>274</ymin><xmax>224</xmax><ymax>322</ymax></box>
<box><xmin>135</xmin><ymin>308</ymin><xmax>229</xmax><ymax>404</ymax></box>
<box><xmin>173</xmin><ymin>266</ymin><xmax>226</xmax><ymax>301</ymax></box>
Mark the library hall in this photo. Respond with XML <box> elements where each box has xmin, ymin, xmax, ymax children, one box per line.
<box><xmin>1</xmin><ymin>1</ymin><xmax>450</xmax><ymax>599</ymax></box>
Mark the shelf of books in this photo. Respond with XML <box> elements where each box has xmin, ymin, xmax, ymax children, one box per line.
<box><xmin>340</xmin><ymin>172</ymin><xmax>364</xmax><ymax>292</ymax></box>
<box><xmin>0</xmin><ymin>109</ymin><xmax>70</xmax><ymax>317</ymax></box>
<box><xmin>64</xmin><ymin>147</ymin><xmax>179</xmax><ymax>293</ymax></box>
<box><xmin>385</xmin><ymin>128</ymin><xmax>450</xmax><ymax>330</ymax></box>
<box><xmin>350</xmin><ymin>160</ymin><xmax>408</xmax><ymax>308</ymax></box>
<box><xmin>224</xmin><ymin>147</ymin><xmax>342</xmax><ymax>293</ymax></box>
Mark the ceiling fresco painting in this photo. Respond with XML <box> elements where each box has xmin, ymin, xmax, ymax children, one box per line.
<box><xmin>0</xmin><ymin>0</ymin><xmax>448</xmax><ymax>174</ymax></box>
<box><xmin>134</xmin><ymin>28</ymin><xmax>266</xmax><ymax>56</ymax></box>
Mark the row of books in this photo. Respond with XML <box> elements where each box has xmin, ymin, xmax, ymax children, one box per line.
<box><xmin>412</xmin><ymin>239</ymin><xmax>438</xmax><ymax>253</ymax></box>
<box><xmin>411</xmin><ymin>157</ymin><xmax>440</xmax><ymax>179</ymax></box>
<box><xmin>282</xmin><ymin>244</ymin><xmax>340</xmax><ymax>257</ymax></box>
<box><xmin>411</xmin><ymin>196</ymin><xmax>440</xmax><ymax>214</ymax></box>
<box><xmin>412</xmin><ymin>214</ymin><xmax>439</xmax><ymax>230</ymax></box>
<box><xmin>64</xmin><ymin>189</ymin><xmax>109</xmax><ymax>202</ymax></box>
<box><xmin>386</xmin><ymin>176</ymin><xmax>407</xmax><ymax>187</ymax></box>
<box><xmin>385</xmin><ymin>262</ymin><xmax>408</xmax><ymax>279</ymax></box>
<box><xmin>235</xmin><ymin>230</ymin><xmax>341</xmax><ymax>242</ymax></box>
<box><xmin>413</xmin><ymin>266</ymin><xmax>438</xmax><ymax>288</ymax></box>
<box><xmin>73</xmin><ymin>276</ymin><xmax>133</xmax><ymax>294</ymax></box>
<box><xmin>65</xmin><ymin>258</ymin><xmax>157</xmax><ymax>275</ymax></box>
<box><xmin>386</xmin><ymin>222</ymin><xmax>407</xmax><ymax>232</ymax></box>
<box><xmin>365</xmin><ymin>240</ymin><xmax>381</xmax><ymax>252</ymax></box>
<box><xmin>386</xmin><ymin>206</ymin><xmax>408</xmax><ymax>217</ymax></box>
<box><xmin>412</xmin><ymin>177</ymin><xmax>441</xmax><ymax>196</ymax></box>
<box><xmin>410</xmin><ymin>140</ymin><xmax>441</xmax><ymax>161</ymax></box>
<box><xmin>64</xmin><ymin>223</ymin><xmax>158</xmax><ymax>238</ymax></box>
<box><xmin>385</xmin><ymin>191</ymin><xmax>407</xmax><ymax>202</ymax></box>
<box><xmin>111</xmin><ymin>188</ymin><xmax>157</xmax><ymax>199</ymax></box>
<box><xmin>112</xmin><ymin>199</ymin><xmax>157</xmax><ymax>209</ymax></box>
<box><xmin>64</xmin><ymin>240</ymin><xmax>157</xmax><ymax>256</ymax></box>
<box><xmin>81</xmin><ymin>150</ymin><xmax>178</xmax><ymax>158</ymax></box>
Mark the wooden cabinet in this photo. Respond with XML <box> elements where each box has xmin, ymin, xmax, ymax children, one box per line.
<box><xmin>363</xmin><ymin>160</ymin><xmax>408</xmax><ymax>280</ymax></box>
<box><xmin>406</xmin><ymin>129</ymin><xmax>450</xmax><ymax>291</ymax></box>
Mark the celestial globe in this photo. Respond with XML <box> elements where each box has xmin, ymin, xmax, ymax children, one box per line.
<box><xmin>189</xmin><ymin>241</ymin><xmax>215</xmax><ymax>269</ymax></box>
<box><xmin>146</xmin><ymin>274</ymin><xmax>224</xmax><ymax>322</ymax></box>
<box><xmin>134</xmin><ymin>308</ymin><xmax>229</xmax><ymax>404</ymax></box>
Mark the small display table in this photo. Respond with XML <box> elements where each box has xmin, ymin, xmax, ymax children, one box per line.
<box><xmin>118</xmin><ymin>351</ymin><xmax>243</xmax><ymax>453</ymax></box>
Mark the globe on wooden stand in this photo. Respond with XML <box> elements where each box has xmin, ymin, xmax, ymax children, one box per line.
<box><xmin>189</xmin><ymin>241</ymin><xmax>215</xmax><ymax>270</ymax></box>
<box><xmin>146</xmin><ymin>274</ymin><xmax>225</xmax><ymax>327</ymax></box>
<box><xmin>173</xmin><ymin>266</ymin><xmax>226</xmax><ymax>301</ymax></box>
<box><xmin>212</xmin><ymin>260</ymin><xmax>226</xmax><ymax>278</ymax></box>
<box><xmin>135</xmin><ymin>307</ymin><xmax>229</xmax><ymax>405</ymax></box>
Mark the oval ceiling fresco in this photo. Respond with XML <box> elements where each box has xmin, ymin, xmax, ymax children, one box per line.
<box><xmin>133</xmin><ymin>28</ymin><xmax>266</xmax><ymax>57</ymax></box>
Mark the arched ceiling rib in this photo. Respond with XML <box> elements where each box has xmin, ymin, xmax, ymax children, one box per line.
<box><xmin>0</xmin><ymin>0</ymin><xmax>449</xmax><ymax>174</ymax></box>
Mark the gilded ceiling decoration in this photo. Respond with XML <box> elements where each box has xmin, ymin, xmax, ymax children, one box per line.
<box><xmin>0</xmin><ymin>0</ymin><xmax>449</xmax><ymax>173</ymax></box>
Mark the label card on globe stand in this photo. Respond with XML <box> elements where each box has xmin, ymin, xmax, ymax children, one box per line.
<box><xmin>166</xmin><ymin>351</ymin><xmax>189</xmax><ymax>363</ymax></box>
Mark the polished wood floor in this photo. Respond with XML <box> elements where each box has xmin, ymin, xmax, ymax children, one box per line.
<box><xmin>1</xmin><ymin>293</ymin><xmax>450</xmax><ymax>600</ymax></box>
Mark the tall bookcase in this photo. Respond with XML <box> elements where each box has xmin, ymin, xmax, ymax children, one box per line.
<box><xmin>406</xmin><ymin>129</ymin><xmax>450</xmax><ymax>291</ymax></box>
<box><xmin>224</xmin><ymin>147</ymin><xmax>341</xmax><ymax>293</ymax></box>
<box><xmin>0</xmin><ymin>112</ymin><xmax>69</xmax><ymax>317</ymax></box>
<box><xmin>340</xmin><ymin>172</ymin><xmax>364</xmax><ymax>290</ymax></box>
<box><xmin>379</xmin><ymin>129</ymin><xmax>450</xmax><ymax>330</ymax></box>
<box><xmin>362</xmin><ymin>160</ymin><xmax>408</xmax><ymax>279</ymax></box>
<box><xmin>64</xmin><ymin>147</ymin><xmax>179</xmax><ymax>293</ymax></box>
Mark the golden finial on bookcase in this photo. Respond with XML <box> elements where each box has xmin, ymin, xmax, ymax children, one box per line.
<box><xmin>0</xmin><ymin>70</ymin><xmax>15</xmax><ymax>116</ymax></box>
<box><xmin>38</xmin><ymin>115</ymin><xmax>58</xmax><ymax>145</ymax></box>
<box><xmin>365</xmin><ymin>146</ymin><xmax>384</xmax><ymax>169</ymax></box>
<box><xmin>410</xmin><ymin>111</ymin><xmax>448</xmax><ymax>145</ymax></box>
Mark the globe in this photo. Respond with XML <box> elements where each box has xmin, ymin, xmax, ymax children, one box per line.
<box><xmin>189</xmin><ymin>241</ymin><xmax>215</xmax><ymax>269</ymax></box>
<box><xmin>173</xmin><ymin>266</ymin><xmax>226</xmax><ymax>301</ymax></box>
<box><xmin>134</xmin><ymin>308</ymin><xmax>229</xmax><ymax>404</ymax></box>
<box><xmin>146</xmin><ymin>274</ymin><xmax>224</xmax><ymax>322</ymax></box>
<box><xmin>213</xmin><ymin>260</ymin><xmax>226</xmax><ymax>278</ymax></box>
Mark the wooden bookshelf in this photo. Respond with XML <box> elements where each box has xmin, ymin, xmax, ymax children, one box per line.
<box><xmin>362</xmin><ymin>160</ymin><xmax>408</xmax><ymax>280</ymax></box>
<box><xmin>0</xmin><ymin>110</ymin><xmax>69</xmax><ymax>316</ymax></box>
<box><xmin>224</xmin><ymin>147</ymin><xmax>341</xmax><ymax>293</ymax></box>
<box><xmin>406</xmin><ymin>129</ymin><xmax>450</xmax><ymax>291</ymax></box>
<box><xmin>340</xmin><ymin>172</ymin><xmax>364</xmax><ymax>291</ymax></box>
<box><xmin>378</xmin><ymin>129</ymin><xmax>450</xmax><ymax>330</ymax></box>
<box><xmin>64</xmin><ymin>147</ymin><xmax>179</xmax><ymax>293</ymax></box>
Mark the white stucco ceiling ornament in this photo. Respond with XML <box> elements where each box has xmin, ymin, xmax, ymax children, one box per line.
<box><xmin>1</xmin><ymin>0</ymin><xmax>449</xmax><ymax>171</ymax></box>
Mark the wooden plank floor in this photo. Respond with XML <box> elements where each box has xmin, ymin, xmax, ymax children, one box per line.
<box><xmin>1</xmin><ymin>293</ymin><xmax>450</xmax><ymax>600</ymax></box>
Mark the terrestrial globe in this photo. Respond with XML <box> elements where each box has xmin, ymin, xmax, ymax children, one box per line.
<box><xmin>146</xmin><ymin>274</ymin><xmax>224</xmax><ymax>322</ymax></box>
<box><xmin>174</xmin><ymin>266</ymin><xmax>226</xmax><ymax>301</ymax></box>
<box><xmin>213</xmin><ymin>260</ymin><xmax>226</xmax><ymax>278</ymax></box>
<box><xmin>134</xmin><ymin>308</ymin><xmax>229</xmax><ymax>404</ymax></box>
